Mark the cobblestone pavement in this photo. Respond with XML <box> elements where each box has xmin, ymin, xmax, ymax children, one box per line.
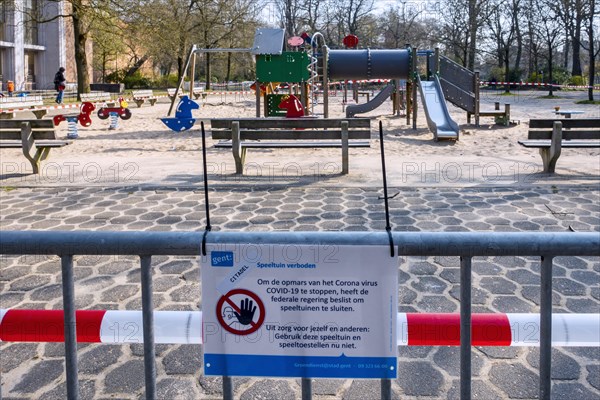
<box><xmin>1</xmin><ymin>185</ymin><xmax>599</xmax><ymax>399</ymax></box>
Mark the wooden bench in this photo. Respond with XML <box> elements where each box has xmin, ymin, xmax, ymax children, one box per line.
<box><xmin>518</xmin><ymin>118</ymin><xmax>600</xmax><ymax>173</ymax></box>
<box><xmin>0</xmin><ymin>119</ymin><xmax>71</xmax><ymax>174</ymax></box>
<box><xmin>211</xmin><ymin>118</ymin><xmax>371</xmax><ymax>174</ymax></box>
<box><xmin>80</xmin><ymin>92</ymin><xmax>114</xmax><ymax>105</ymax></box>
<box><xmin>0</xmin><ymin>96</ymin><xmax>45</xmax><ymax>119</ymax></box>
<box><xmin>167</xmin><ymin>88</ymin><xmax>206</xmax><ymax>101</ymax></box>
<box><xmin>479</xmin><ymin>102</ymin><xmax>511</xmax><ymax>126</ymax></box>
<box><xmin>131</xmin><ymin>89</ymin><xmax>158</xmax><ymax>107</ymax></box>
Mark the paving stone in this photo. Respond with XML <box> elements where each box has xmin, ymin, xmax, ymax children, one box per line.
<box><xmin>0</xmin><ymin>343</ymin><xmax>39</xmax><ymax>371</ymax></box>
<box><xmin>104</xmin><ymin>359</ymin><xmax>145</xmax><ymax>393</ymax></box>
<box><xmin>343</xmin><ymin>379</ymin><xmax>400</xmax><ymax>400</ymax></box>
<box><xmin>526</xmin><ymin>348</ymin><xmax>580</xmax><ymax>380</ymax></box>
<box><xmin>240</xmin><ymin>379</ymin><xmax>295</xmax><ymax>400</ymax></box>
<box><xmin>479</xmin><ymin>276</ymin><xmax>517</xmax><ymax>294</ymax></box>
<box><xmin>79</xmin><ymin>346</ymin><xmax>122</xmax><ymax>374</ymax></box>
<box><xmin>170</xmin><ymin>284</ymin><xmax>201</xmax><ymax>302</ymax></box>
<box><xmin>396</xmin><ymin>361</ymin><xmax>444</xmax><ymax>396</ymax></box>
<box><xmin>101</xmin><ymin>284</ymin><xmax>139</xmax><ymax>302</ymax></box>
<box><xmin>159</xmin><ymin>259</ymin><xmax>195</xmax><ymax>274</ymax></box>
<box><xmin>586</xmin><ymin>364</ymin><xmax>600</xmax><ymax>390</ymax></box>
<box><xmin>520</xmin><ymin>285</ymin><xmax>562</xmax><ymax>306</ymax></box>
<box><xmin>411</xmin><ymin>276</ymin><xmax>447</xmax><ymax>294</ymax></box>
<box><xmin>506</xmin><ymin>269</ymin><xmax>539</xmax><ymax>285</ymax></box>
<box><xmin>311</xmin><ymin>378</ymin><xmax>345</xmax><ymax>395</ymax></box>
<box><xmin>0</xmin><ymin>292</ymin><xmax>25</xmax><ymax>307</ymax></box>
<box><xmin>38</xmin><ymin>379</ymin><xmax>96</xmax><ymax>400</ymax></box>
<box><xmin>565</xmin><ymin>298</ymin><xmax>599</xmax><ymax>313</ymax></box>
<box><xmin>569</xmin><ymin>270</ymin><xmax>599</xmax><ymax>286</ymax></box>
<box><xmin>472</xmin><ymin>261</ymin><xmax>502</xmax><ymax>275</ymax></box>
<box><xmin>551</xmin><ymin>382</ymin><xmax>599</xmax><ymax>399</ymax></box>
<box><xmin>491</xmin><ymin>296</ymin><xmax>534</xmax><ymax>312</ymax></box>
<box><xmin>408</xmin><ymin>261</ymin><xmax>437</xmax><ymax>275</ymax></box>
<box><xmin>30</xmin><ymin>284</ymin><xmax>62</xmax><ymax>301</ymax></box>
<box><xmin>9</xmin><ymin>275</ymin><xmax>52</xmax><ymax>291</ymax></box>
<box><xmin>477</xmin><ymin>346</ymin><xmax>521</xmax><ymax>359</ymax></box>
<box><xmin>489</xmin><ymin>363</ymin><xmax>538</xmax><ymax>399</ymax></box>
<box><xmin>12</xmin><ymin>359</ymin><xmax>64</xmax><ymax>393</ymax></box>
<box><xmin>156</xmin><ymin>378</ymin><xmax>200</xmax><ymax>399</ymax></box>
<box><xmin>79</xmin><ymin>275</ymin><xmax>115</xmax><ymax>290</ymax></box>
<box><xmin>449</xmin><ymin>286</ymin><xmax>488</xmax><ymax>304</ymax></box>
<box><xmin>552</xmin><ymin>277</ymin><xmax>587</xmax><ymax>296</ymax></box>
<box><xmin>446</xmin><ymin>379</ymin><xmax>503</xmax><ymax>399</ymax></box>
<box><xmin>163</xmin><ymin>345</ymin><xmax>203</xmax><ymax>374</ymax></box>
<box><xmin>433</xmin><ymin>347</ymin><xmax>484</xmax><ymax>377</ymax></box>
<box><xmin>417</xmin><ymin>295</ymin><xmax>457</xmax><ymax>312</ymax></box>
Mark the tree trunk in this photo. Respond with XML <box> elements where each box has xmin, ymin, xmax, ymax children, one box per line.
<box><xmin>468</xmin><ymin>0</ymin><xmax>477</xmax><ymax>70</ymax></box>
<box><xmin>72</xmin><ymin>11</ymin><xmax>90</xmax><ymax>97</ymax></box>
<box><xmin>588</xmin><ymin>0</ymin><xmax>595</xmax><ymax>101</ymax></box>
<box><xmin>572</xmin><ymin>18</ymin><xmax>582</xmax><ymax>76</ymax></box>
<box><xmin>548</xmin><ymin>43</ymin><xmax>553</xmax><ymax>96</ymax></box>
<box><xmin>125</xmin><ymin>55</ymin><xmax>149</xmax><ymax>77</ymax></box>
<box><xmin>206</xmin><ymin>52</ymin><xmax>211</xmax><ymax>90</ymax></box>
<box><xmin>563</xmin><ymin>36</ymin><xmax>569</xmax><ymax>70</ymax></box>
<box><xmin>514</xmin><ymin>13</ymin><xmax>522</xmax><ymax>77</ymax></box>
<box><xmin>226</xmin><ymin>52</ymin><xmax>232</xmax><ymax>83</ymax></box>
<box><xmin>504</xmin><ymin>49</ymin><xmax>511</xmax><ymax>93</ymax></box>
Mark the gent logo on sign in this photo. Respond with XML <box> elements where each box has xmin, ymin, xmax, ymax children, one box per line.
<box><xmin>211</xmin><ymin>251</ymin><xmax>234</xmax><ymax>267</ymax></box>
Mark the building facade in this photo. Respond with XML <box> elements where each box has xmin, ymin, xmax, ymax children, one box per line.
<box><xmin>0</xmin><ymin>0</ymin><xmax>71</xmax><ymax>91</ymax></box>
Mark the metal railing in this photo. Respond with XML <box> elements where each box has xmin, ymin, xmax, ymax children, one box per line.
<box><xmin>1</xmin><ymin>230</ymin><xmax>599</xmax><ymax>400</ymax></box>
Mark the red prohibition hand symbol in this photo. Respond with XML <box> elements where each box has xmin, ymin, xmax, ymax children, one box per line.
<box><xmin>234</xmin><ymin>298</ymin><xmax>257</xmax><ymax>325</ymax></box>
<box><xmin>217</xmin><ymin>289</ymin><xmax>265</xmax><ymax>335</ymax></box>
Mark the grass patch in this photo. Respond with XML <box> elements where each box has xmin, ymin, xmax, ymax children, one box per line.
<box><xmin>536</xmin><ymin>95</ymin><xmax>561</xmax><ymax>99</ymax></box>
<box><xmin>575</xmin><ymin>99</ymin><xmax>600</xmax><ymax>105</ymax></box>
<box><xmin>1</xmin><ymin>186</ymin><xmax>17</xmax><ymax>192</ymax></box>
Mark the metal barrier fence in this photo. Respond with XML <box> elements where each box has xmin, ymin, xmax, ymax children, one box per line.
<box><xmin>1</xmin><ymin>230</ymin><xmax>599</xmax><ymax>400</ymax></box>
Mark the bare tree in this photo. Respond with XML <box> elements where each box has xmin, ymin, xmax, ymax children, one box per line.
<box><xmin>485</xmin><ymin>0</ymin><xmax>521</xmax><ymax>91</ymax></box>
<box><xmin>535</xmin><ymin>0</ymin><xmax>563</xmax><ymax>95</ymax></box>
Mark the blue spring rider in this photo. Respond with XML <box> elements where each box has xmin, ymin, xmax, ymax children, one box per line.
<box><xmin>161</xmin><ymin>95</ymin><xmax>200</xmax><ymax>132</ymax></box>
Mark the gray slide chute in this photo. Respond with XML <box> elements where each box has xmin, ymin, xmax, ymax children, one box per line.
<box><xmin>346</xmin><ymin>83</ymin><xmax>396</xmax><ymax>118</ymax></box>
<box><xmin>417</xmin><ymin>75</ymin><xmax>459</xmax><ymax>140</ymax></box>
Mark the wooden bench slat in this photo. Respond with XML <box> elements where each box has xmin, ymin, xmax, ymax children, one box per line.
<box><xmin>212</xmin><ymin>130</ymin><xmax>371</xmax><ymax>140</ymax></box>
<box><xmin>529</xmin><ymin>118</ymin><xmax>600</xmax><ymax>128</ymax></box>
<box><xmin>1</xmin><ymin>130</ymin><xmax>57</xmax><ymax>140</ymax></box>
<box><xmin>210</xmin><ymin>118</ymin><xmax>371</xmax><ymax>129</ymax></box>
<box><xmin>0</xmin><ymin>119</ymin><xmax>55</xmax><ymax>128</ymax></box>
<box><xmin>518</xmin><ymin>140</ymin><xmax>600</xmax><ymax>148</ymax></box>
<box><xmin>214</xmin><ymin>140</ymin><xmax>370</xmax><ymax>148</ymax></box>
<box><xmin>527</xmin><ymin>130</ymin><xmax>600</xmax><ymax>140</ymax></box>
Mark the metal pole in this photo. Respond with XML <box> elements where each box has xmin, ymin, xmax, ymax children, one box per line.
<box><xmin>539</xmin><ymin>256</ymin><xmax>554</xmax><ymax>400</ymax></box>
<box><xmin>61</xmin><ymin>254</ymin><xmax>79</xmax><ymax>400</ymax></box>
<box><xmin>460</xmin><ymin>256</ymin><xmax>472</xmax><ymax>400</ymax></box>
<box><xmin>381</xmin><ymin>378</ymin><xmax>392</xmax><ymax>400</ymax></box>
<box><xmin>140</xmin><ymin>255</ymin><xmax>156</xmax><ymax>400</ymax></box>
<box><xmin>223</xmin><ymin>376</ymin><xmax>234</xmax><ymax>400</ymax></box>
<box><xmin>190</xmin><ymin>53</ymin><xmax>196</xmax><ymax>99</ymax></box>
<box><xmin>301</xmin><ymin>378</ymin><xmax>312</xmax><ymax>400</ymax></box>
<box><xmin>412</xmin><ymin>47</ymin><xmax>418</xmax><ymax>130</ymax></box>
<box><xmin>323</xmin><ymin>46</ymin><xmax>329</xmax><ymax>118</ymax></box>
<box><xmin>168</xmin><ymin>45</ymin><xmax>196</xmax><ymax>116</ymax></box>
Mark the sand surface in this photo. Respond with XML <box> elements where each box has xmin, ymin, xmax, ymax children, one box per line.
<box><xmin>1</xmin><ymin>89</ymin><xmax>598</xmax><ymax>188</ymax></box>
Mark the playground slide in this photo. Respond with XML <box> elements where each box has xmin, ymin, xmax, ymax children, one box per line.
<box><xmin>345</xmin><ymin>83</ymin><xmax>396</xmax><ymax>118</ymax></box>
<box><xmin>417</xmin><ymin>75</ymin><xmax>459</xmax><ymax>140</ymax></box>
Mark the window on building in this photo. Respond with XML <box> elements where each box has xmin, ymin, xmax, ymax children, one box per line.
<box><xmin>24</xmin><ymin>0</ymin><xmax>39</xmax><ymax>45</ymax></box>
<box><xmin>25</xmin><ymin>50</ymin><xmax>36</xmax><ymax>89</ymax></box>
<box><xmin>0</xmin><ymin>1</ymin><xmax>6</xmax><ymax>42</ymax></box>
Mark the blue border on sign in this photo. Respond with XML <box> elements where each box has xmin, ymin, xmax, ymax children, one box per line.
<box><xmin>204</xmin><ymin>354</ymin><xmax>397</xmax><ymax>378</ymax></box>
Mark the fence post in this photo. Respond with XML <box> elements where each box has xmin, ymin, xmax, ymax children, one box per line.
<box><xmin>140</xmin><ymin>255</ymin><xmax>156</xmax><ymax>400</ymax></box>
<box><xmin>301</xmin><ymin>378</ymin><xmax>312</xmax><ymax>400</ymax></box>
<box><xmin>460</xmin><ymin>256</ymin><xmax>472</xmax><ymax>400</ymax></box>
<box><xmin>61</xmin><ymin>254</ymin><xmax>79</xmax><ymax>400</ymax></box>
<box><xmin>539</xmin><ymin>256</ymin><xmax>554</xmax><ymax>400</ymax></box>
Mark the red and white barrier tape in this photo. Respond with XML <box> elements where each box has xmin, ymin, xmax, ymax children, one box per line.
<box><xmin>1</xmin><ymin>310</ymin><xmax>597</xmax><ymax>346</ymax></box>
<box><xmin>480</xmin><ymin>81</ymin><xmax>600</xmax><ymax>89</ymax></box>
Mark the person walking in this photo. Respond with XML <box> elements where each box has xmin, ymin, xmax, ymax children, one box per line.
<box><xmin>54</xmin><ymin>67</ymin><xmax>66</xmax><ymax>104</ymax></box>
